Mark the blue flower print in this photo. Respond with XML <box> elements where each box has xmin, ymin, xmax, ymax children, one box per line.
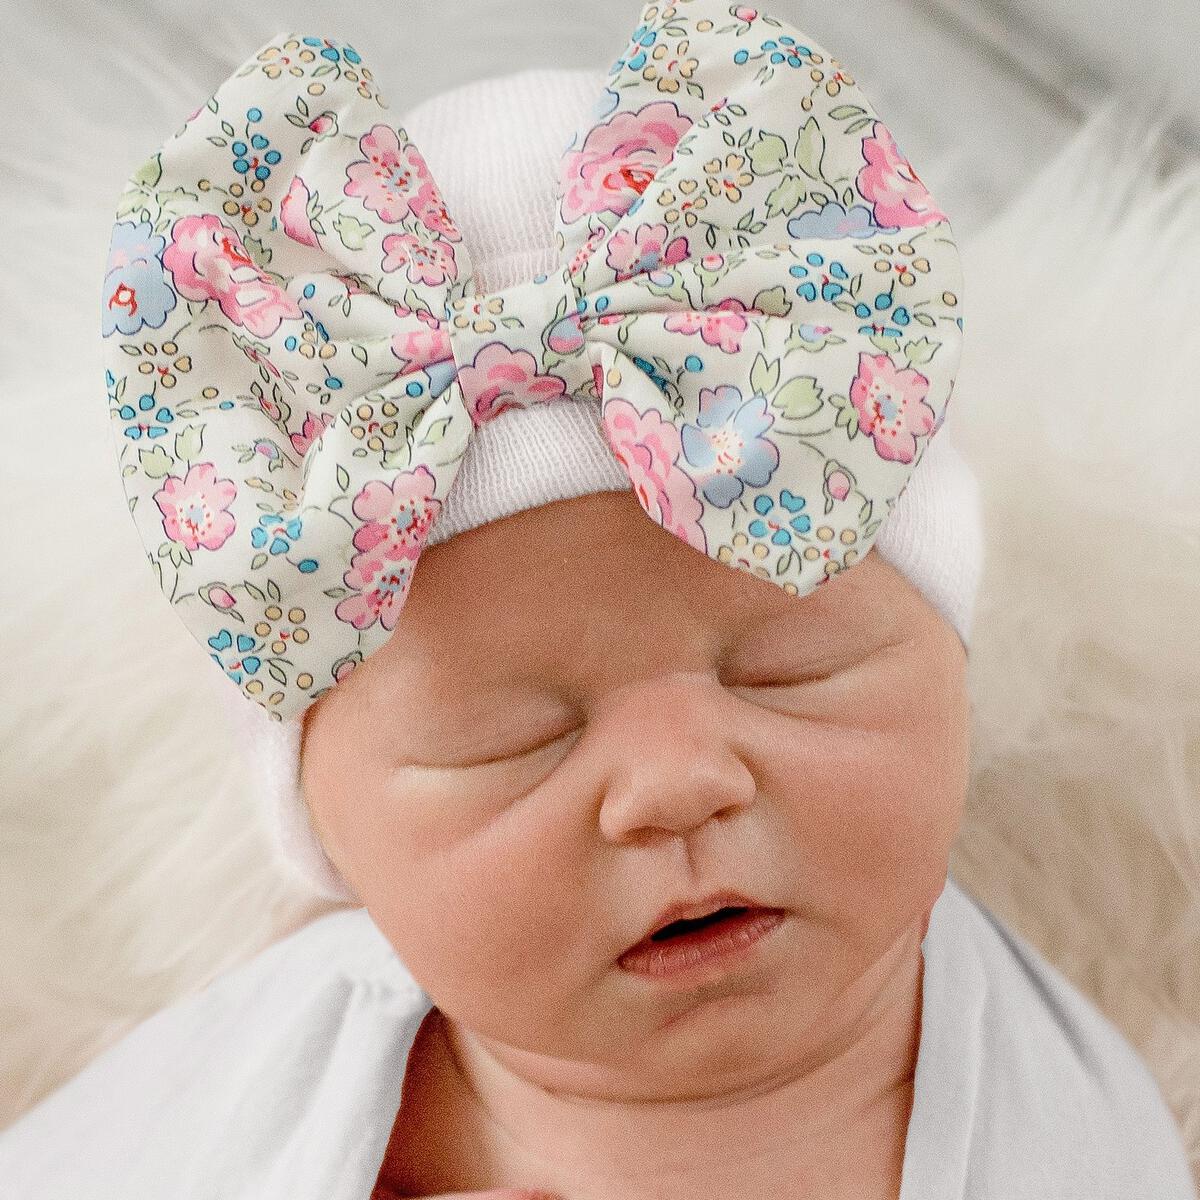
<box><xmin>208</xmin><ymin>628</ymin><xmax>261</xmax><ymax>684</ymax></box>
<box><xmin>231</xmin><ymin>107</ymin><xmax>282</xmax><ymax>185</ymax></box>
<box><xmin>300</xmin><ymin>36</ymin><xmax>361</xmax><ymax>65</ymax></box>
<box><xmin>101</xmin><ymin>220</ymin><xmax>177</xmax><ymax>337</ymax></box>
<box><xmin>787</xmin><ymin>201</ymin><xmax>897</xmax><ymax>240</ymax></box>
<box><xmin>852</xmin><ymin>288</ymin><xmax>912</xmax><ymax>339</ymax></box>
<box><xmin>593</xmin><ymin>88</ymin><xmax>620</xmax><ymax>121</ymax></box>
<box><xmin>119</xmin><ymin>390</ymin><xmax>175</xmax><ymax>440</ymax></box>
<box><xmin>749</xmin><ymin>490</ymin><xmax>812</xmax><ymax>545</ymax></box>
<box><xmin>734</xmin><ymin>33</ymin><xmax>812</xmax><ymax>68</ymax></box>
<box><xmin>788</xmin><ymin>252</ymin><xmax>850</xmax><ymax>303</ymax></box>
<box><xmin>612</xmin><ymin>23</ymin><xmax>658</xmax><ymax>74</ymax></box>
<box><xmin>632</xmin><ymin>355</ymin><xmax>671</xmax><ymax>394</ymax></box>
<box><xmin>251</xmin><ymin>511</ymin><xmax>302</xmax><ymax>555</ymax></box>
<box><xmin>680</xmin><ymin>384</ymin><xmax>781</xmax><ymax>507</ymax></box>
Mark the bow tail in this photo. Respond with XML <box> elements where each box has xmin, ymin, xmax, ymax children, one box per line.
<box><xmin>563</xmin><ymin>1</ymin><xmax>964</xmax><ymax>601</ymax></box>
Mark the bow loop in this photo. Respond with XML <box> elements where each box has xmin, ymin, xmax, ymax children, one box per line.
<box><xmin>101</xmin><ymin>32</ymin><xmax>477</xmax><ymax>716</ymax></box>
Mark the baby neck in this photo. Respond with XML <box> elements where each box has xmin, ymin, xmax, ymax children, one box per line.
<box><xmin>383</xmin><ymin>930</ymin><xmax>925</xmax><ymax>1200</ymax></box>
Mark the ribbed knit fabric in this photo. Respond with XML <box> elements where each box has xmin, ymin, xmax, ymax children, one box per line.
<box><xmin>214</xmin><ymin>67</ymin><xmax>985</xmax><ymax>903</ymax></box>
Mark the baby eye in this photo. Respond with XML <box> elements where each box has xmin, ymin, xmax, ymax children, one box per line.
<box><xmin>724</xmin><ymin>663</ymin><xmax>841</xmax><ymax>689</ymax></box>
<box><xmin>469</xmin><ymin>725</ymin><xmax>581</xmax><ymax>768</ymax></box>
<box><xmin>408</xmin><ymin>724</ymin><xmax>582</xmax><ymax>773</ymax></box>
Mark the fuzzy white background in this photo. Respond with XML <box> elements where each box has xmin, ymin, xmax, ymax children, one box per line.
<box><xmin>1</xmin><ymin>0</ymin><xmax>1198</xmax><ymax>1188</ymax></box>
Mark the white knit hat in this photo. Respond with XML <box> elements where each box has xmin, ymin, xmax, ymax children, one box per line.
<box><xmin>214</xmin><ymin>67</ymin><xmax>985</xmax><ymax>903</ymax></box>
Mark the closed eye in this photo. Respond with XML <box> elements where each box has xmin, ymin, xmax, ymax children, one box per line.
<box><xmin>725</xmin><ymin>635</ymin><xmax>909</xmax><ymax>692</ymax></box>
<box><xmin>732</xmin><ymin>672</ymin><xmax>837</xmax><ymax>689</ymax></box>
<box><xmin>399</xmin><ymin>725</ymin><xmax>582</xmax><ymax>773</ymax></box>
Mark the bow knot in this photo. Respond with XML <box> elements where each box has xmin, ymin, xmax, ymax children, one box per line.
<box><xmin>445</xmin><ymin>270</ymin><xmax>596</xmax><ymax>426</ymax></box>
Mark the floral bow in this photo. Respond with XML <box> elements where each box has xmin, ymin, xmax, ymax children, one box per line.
<box><xmin>100</xmin><ymin>0</ymin><xmax>964</xmax><ymax>723</ymax></box>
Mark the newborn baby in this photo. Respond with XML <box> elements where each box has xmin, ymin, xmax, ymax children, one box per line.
<box><xmin>2</xmin><ymin>14</ymin><xmax>1190</xmax><ymax>1200</ymax></box>
<box><xmin>301</xmin><ymin>486</ymin><xmax>967</xmax><ymax>1200</ymax></box>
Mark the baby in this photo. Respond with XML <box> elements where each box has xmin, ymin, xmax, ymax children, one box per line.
<box><xmin>299</xmin><ymin>485</ymin><xmax>966</xmax><ymax>1200</ymax></box>
<box><xmin>2</xmin><ymin>10</ymin><xmax>1193</xmax><ymax>1200</ymax></box>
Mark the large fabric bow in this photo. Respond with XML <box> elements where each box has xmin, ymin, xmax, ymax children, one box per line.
<box><xmin>100</xmin><ymin>0</ymin><xmax>964</xmax><ymax>724</ymax></box>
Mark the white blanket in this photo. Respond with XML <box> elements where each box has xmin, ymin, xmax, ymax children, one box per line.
<box><xmin>0</xmin><ymin>875</ymin><xmax>1192</xmax><ymax>1199</ymax></box>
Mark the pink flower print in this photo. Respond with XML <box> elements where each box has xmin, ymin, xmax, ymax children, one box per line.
<box><xmin>280</xmin><ymin>175</ymin><xmax>320</xmax><ymax>248</ymax></box>
<box><xmin>569</xmin><ymin>226</ymin><xmax>608</xmax><ymax>279</ymax></box>
<box><xmin>381</xmin><ymin>229</ymin><xmax>459</xmax><ymax>287</ymax></box>
<box><xmin>601</xmin><ymin>396</ymin><xmax>706</xmax><ymax>552</ymax></box>
<box><xmin>154</xmin><ymin>462</ymin><xmax>238</xmax><ymax>552</ymax></box>
<box><xmin>336</xmin><ymin>551</ymin><xmax>419</xmax><ymax>632</ymax></box>
<box><xmin>353</xmin><ymin>467</ymin><xmax>441</xmax><ymax>554</ymax></box>
<box><xmin>306</xmin><ymin>112</ymin><xmax>337</xmax><ymax>140</ymax></box>
<box><xmin>163</xmin><ymin>214</ymin><xmax>302</xmax><ymax>339</ymax></box>
<box><xmin>664</xmin><ymin>296</ymin><xmax>754</xmax><ymax>354</ymax></box>
<box><xmin>344</xmin><ymin>124</ymin><xmax>441</xmax><ymax>225</ymax></box>
<box><xmin>605</xmin><ymin>223</ymin><xmax>690</xmax><ymax>281</ymax></box>
<box><xmin>559</xmin><ymin>101</ymin><xmax>693</xmax><ymax>224</ymax></box>
<box><xmin>414</xmin><ymin>188</ymin><xmax>462</xmax><ymax>243</ymax></box>
<box><xmin>334</xmin><ymin>467</ymin><xmax>441</xmax><ymax>631</ymax></box>
<box><xmin>289</xmin><ymin>409</ymin><xmax>336</xmax><ymax>457</ymax></box>
<box><xmin>206</xmin><ymin>585</ymin><xmax>237</xmax><ymax>609</ymax></box>
<box><xmin>546</xmin><ymin>311</ymin><xmax>585</xmax><ymax>356</ymax></box>
<box><xmin>390</xmin><ymin>313</ymin><xmax>452</xmax><ymax>373</ymax></box>
<box><xmin>826</xmin><ymin>468</ymin><xmax>852</xmax><ymax>502</ymax></box>
<box><xmin>857</xmin><ymin>121</ymin><xmax>948</xmax><ymax>229</ymax></box>
<box><xmin>849</xmin><ymin>352</ymin><xmax>936</xmax><ymax>464</ymax></box>
<box><xmin>456</xmin><ymin>342</ymin><xmax>569</xmax><ymax>427</ymax></box>
<box><xmin>333</xmin><ymin>657</ymin><xmax>359</xmax><ymax>684</ymax></box>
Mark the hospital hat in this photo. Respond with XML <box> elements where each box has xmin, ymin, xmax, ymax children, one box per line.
<box><xmin>100</xmin><ymin>6</ymin><xmax>984</xmax><ymax>900</ymax></box>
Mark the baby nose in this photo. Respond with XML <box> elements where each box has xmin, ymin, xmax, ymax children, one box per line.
<box><xmin>595</xmin><ymin>677</ymin><xmax>757</xmax><ymax>844</ymax></box>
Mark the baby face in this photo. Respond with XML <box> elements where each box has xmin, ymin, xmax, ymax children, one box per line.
<box><xmin>300</xmin><ymin>487</ymin><xmax>970</xmax><ymax>1096</ymax></box>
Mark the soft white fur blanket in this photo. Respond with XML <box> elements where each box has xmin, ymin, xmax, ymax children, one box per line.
<box><xmin>0</xmin><ymin>64</ymin><xmax>1196</xmax><ymax>1194</ymax></box>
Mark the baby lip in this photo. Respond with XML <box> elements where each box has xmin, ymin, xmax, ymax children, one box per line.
<box><xmin>623</xmin><ymin>889</ymin><xmax>764</xmax><ymax>955</ymax></box>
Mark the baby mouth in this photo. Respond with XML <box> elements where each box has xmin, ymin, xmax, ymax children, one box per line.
<box><xmin>618</xmin><ymin>903</ymin><xmax>787</xmax><ymax>980</ymax></box>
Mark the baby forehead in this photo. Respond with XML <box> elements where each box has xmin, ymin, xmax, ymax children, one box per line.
<box><xmin>337</xmin><ymin>494</ymin><xmax>924</xmax><ymax>724</ymax></box>
<box><xmin>380</xmin><ymin>547</ymin><xmax>902</xmax><ymax>699</ymax></box>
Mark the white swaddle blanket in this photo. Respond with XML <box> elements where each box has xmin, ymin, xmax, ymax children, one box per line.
<box><xmin>0</xmin><ymin>873</ymin><xmax>1192</xmax><ymax>1199</ymax></box>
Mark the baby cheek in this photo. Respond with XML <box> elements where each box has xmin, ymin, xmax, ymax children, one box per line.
<box><xmin>369</xmin><ymin>792</ymin><xmax>591</xmax><ymax>1000</ymax></box>
<box><xmin>758</xmin><ymin>712</ymin><xmax>959</xmax><ymax>917</ymax></box>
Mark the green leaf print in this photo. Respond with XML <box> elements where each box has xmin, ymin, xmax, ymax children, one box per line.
<box><xmin>138</xmin><ymin>444</ymin><xmax>173</xmax><ymax>480</ymax></box>
<box><xmin>419</xmin><ymin>416</ymin><xmax>452</xmax><ymax>445</ymax></box>
<box><xmin>748</xmin><ymin>132</ymin><xmax>788</xmax><ymax>175</ymax></box>
<box><xmin>130</xmin><ymin>152</ymin><xmax>163</xmax><ymax>192</ymax></box>
<box><xmin>772</xmin><ymin>376</ymin><xmax>823</xmax><ymax>420</ymax></box>
<box><xmin>795</xmin><ymin>118</ymin><xmax>826</xmax><ymax>182</ymax></box>
<box><xmin>174</xmin><ymin>424</ymin><xmax>204</xmax><ymax>464</ymax></box>
<box><xmin>752</xmin><ymin>285</ymin><xmax>791</xmax><ymax>317</ymax></box>
<box><xmin>903</xmin><ymin>337</ymin><xmax>939</xmax><ymax>367</ymax></box>
<box><xmin>765</xmin><ymin>175</ymin><xmax>806</xmax><ymax>218</ymax></box>
<box><xmin>750</xmin><ymin>352</ymin><xmax>781</xmax><ymax>395</ymax></box>
<box><xmin>335</xmin><ymin>213</ymin><xmax>374</xmax><ymax>252</ymax></box>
